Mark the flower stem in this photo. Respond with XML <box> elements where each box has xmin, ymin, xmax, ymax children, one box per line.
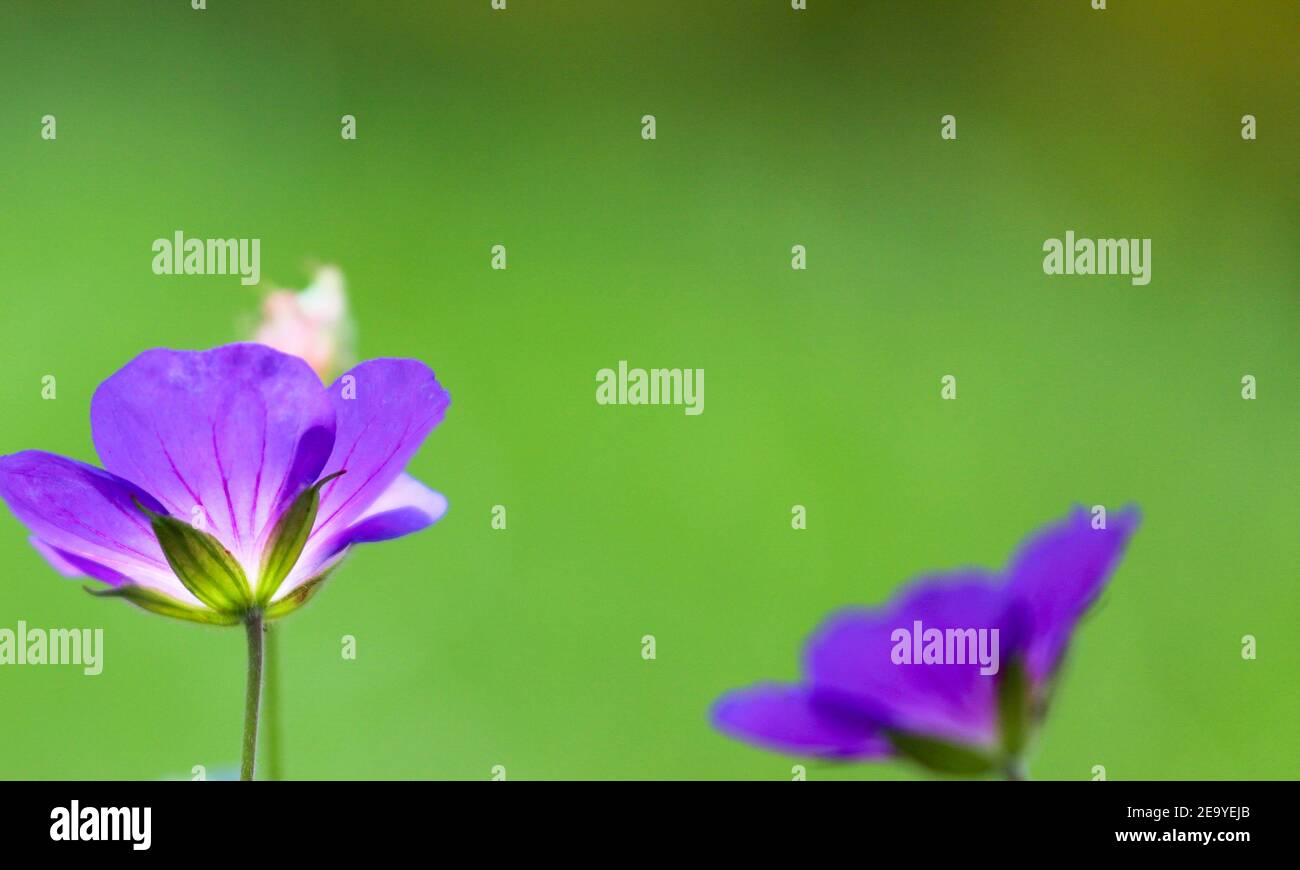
<box><xmin>241</xmin><ymin>612</ymin><xmax>265</xmax><ymax>782</ymax></box>
<box><xmin>1003</xmin><ymin>757</ymin><xmax>1029</xmax><ymax>781</ymax></box>
<box><xmin>263</xmin><ymin>623</ymin><xmax>283</xmax><ymax>780</ymax></box>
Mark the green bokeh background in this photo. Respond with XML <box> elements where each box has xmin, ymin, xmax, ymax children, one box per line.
<box><xmin>0</xmin><ymin>0</ymin><xmax>1295</xmax><ymax>780</ymax></box>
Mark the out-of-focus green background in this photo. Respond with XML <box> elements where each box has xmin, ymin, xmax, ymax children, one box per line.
<box><xmin>0</xmin><ymin>0</ymin><xmax>1295</xmax><ymax>780</ymax></box>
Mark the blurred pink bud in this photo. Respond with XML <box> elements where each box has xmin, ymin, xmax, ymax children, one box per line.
<box><xmin>253</xmin><ymin>266</ymin><xmax>356</xmax><ymax>380</ymax></box>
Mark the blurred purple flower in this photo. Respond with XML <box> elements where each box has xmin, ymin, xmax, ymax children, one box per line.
<box><xmin>0</xmin><ymin>343</ymin><xmax>449</xmax><ymax>624</ymax></box>
<box><xmin>712</xmin><ymin>506</ymin><xmax>1140</xmax><ymax>773</ymax></box>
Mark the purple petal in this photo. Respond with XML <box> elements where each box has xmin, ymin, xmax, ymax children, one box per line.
<box><xmin>1007</xmin><ymin>505</ymin><xmax>1141</xmax><ymax>680</ymax></box>
<box><xmin>321</xmin><ymin>472</ymin><xmax>446</xmax><ymax>546</ymax></box>
<box><xmin>712</xmin><ymin>684</ymin><xmax>890</xmax><ymax>759</ymax></box>
<box><xmin>0</xmin><ymin>451</ymin><xmax>198</xmax><ymax>603</ymax></box>
<box><xmin>90</xmin><ymin>344</ymin><xmax>336</xmax><ymax>570</ymax></box>
<box><xmin>31</xmin><ymin>537</ymin><xmax>135</xmax><ymax>586</ymax></box>
<box><xmin>307</xmin><ymin>359</ymin><xmax>449</xmax><ymax>548</ymax></box>
<box><xmin>804</xmin><ymin>573</ymin><xmax>1022</xmax><ymax>748</ymax></box>
<box><xmin>29</xmin><ymin>536</ymin><xmax>91</xmax><ymax>578</ymax></box>
<box><xmin>278</xmin><ymin>473</ymin><xmax>447</xmax><ymax>596</ymax></box>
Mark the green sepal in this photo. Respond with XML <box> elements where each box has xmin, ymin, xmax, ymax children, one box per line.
<box><xmin>134</xmin><ymin>498</ymin><xmax>251</xmax><ymax>615</ymax></box>
<box><xmin>85</xmin><ymin>584</ymin><xmax>241</xmax><ymax>626</ymax></box>
<box><xmin>256</xmin><ymin>470</ymin><xmax>345</xmax><ymax>605</ymax></box>
<box><xmin>265</xmin><ymin>571</ymin><xmax>333</xmax><ymax>621</ymax></box>
<box><xmin>997</xmin><ymin>656</ymin><xmax>1032</xmax><ymax>758</ymax></box>
<box><xmin>885</xmin><ymin>731</ymin><xmax>999</xmax><ymax>776</ymax></box>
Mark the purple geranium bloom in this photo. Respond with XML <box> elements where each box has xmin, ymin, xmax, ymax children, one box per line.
<box><xmin>712</xmin><ymin>506</ymin><xmax>1140</xmax><ymax>775</ymax></box>
<box><xmin>0</xmin><ymin>343</ymin><xmax>449</xmax><ymax>624</ymax></box>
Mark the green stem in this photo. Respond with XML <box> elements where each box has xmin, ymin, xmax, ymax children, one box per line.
<box><xmin>264</xmin><ymin>622</ymin><xmax>282</xmax><ymax>780</ymax></box>
<box><xmin>241</xmin><ymin>612</ymin><xmax>265</xmax><ymax>782</ymax></box>
<box><xmin>1003</xmin><ymin>757</ymin><xmax>1029</xmax><ymax>781</ymax></box>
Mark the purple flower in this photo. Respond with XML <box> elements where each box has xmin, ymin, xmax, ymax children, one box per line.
<box><xmin>712</xmin><ymin>506</ymin><xmax>1140</xmax><ymax>774</ymax></box>
<box><xmin>0</xmin><ymin>343</ymin><xmax>450</xmax><ymax>624</ymax></box>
